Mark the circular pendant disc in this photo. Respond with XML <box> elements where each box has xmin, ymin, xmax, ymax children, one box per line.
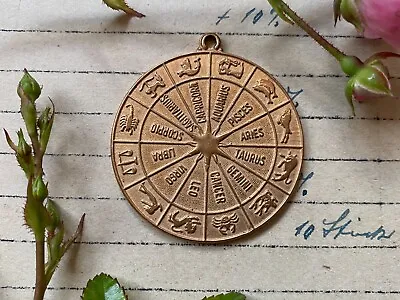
<box><xmin>111</xmin><ymin>41</ymin><xmax>303</xmax><ymax>242</ymax></box>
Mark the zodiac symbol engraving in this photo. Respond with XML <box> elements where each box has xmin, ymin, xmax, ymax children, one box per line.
<box><xmin>139</xmin><ymin>72</ymin><xmax>166</xmax><ymax>98</ymax></box>
<box><xmin>249</xmin><ymin>190</ymin><xmax>278</xmax><ymax>216</ymax></box>
<box><xmin>119</xmin><ymin>104</ymin><xmax>139</xmax><ymax>135</ymax></box>
<box><xmin>139</xmin><ymin>183</ymin><xmax>162</xmax><ymax>215</ymax></box>
<box><xmin>272</xmin><ymin>151</ymin><xmax>298</xmax><ymax>184</ymax></box>
<box><xmin>117</xmin><ymin>150</ymin><xmax>138</xmax><ymax>176</ymax></box>
<box><xmin>253</xmin><ymin>78</ymin><xmax>278</xmax><ymax>104</ymax></box>
<box><xmin>177</xmin><ymin>57</ymin><xmax>201</xmax><ymax>77</ymax></box>
<box><xmin>277</xmin><ymin>109</ymin><xmax>292</xmax><ymax>144</ymax></box>
<box><xmin>218</xmin><ymin>58</ymin><xmax>244</xmax><ymax>79</ymax></box>
<box><xmin>168</xmin><ymin>211</ymin><xmax>201</xmax><ymax>234</ymax></box>
<box><xmin>212</xmin><ymin>213</ymin><xmax>239</xmax><ymax>235</ymax></box>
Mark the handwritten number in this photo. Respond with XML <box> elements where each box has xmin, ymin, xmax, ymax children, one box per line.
<box><xmin>253</xmin><ymin>10</ymin><xmax>264</xmax><ymax>24</ymax></box>
<box><xmin>268</xmin><ymin>9</ymin><xmax>279</xmax><ymax>27</ymax></box>
<box><xmin>241</xmin><ymin>8</ymin><xmax>256</xmax><ymax>23</ymax></box>
<box><xmin>295</xmin><ymin>221</ymin><xmax>314</xmax><ymax>240</ymax></box>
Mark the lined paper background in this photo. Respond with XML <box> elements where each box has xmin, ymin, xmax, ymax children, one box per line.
<box><xmin>1</xmin><ymin>0</ymin><xmax>400</xmax><ymax>299</ymax></box>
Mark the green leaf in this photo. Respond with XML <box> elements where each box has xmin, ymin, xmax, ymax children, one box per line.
<box><xmin>102</xmin><ymin>0</ymin><xmax>145</xmax><ymax>17</ymax></box>
<box><xmin>82</xmin><ymin>273</ymin><xmax>127</xmax><ymax>300</ymax></box>
<box><xmin>203</xmin><ymin>292</ymin><xmax>246</xmax><ymax>300</ymax></box>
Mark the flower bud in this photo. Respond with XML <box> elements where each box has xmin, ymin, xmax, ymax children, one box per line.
<box><xmin>15</xmin><ymin>129</ymin><xmax>34</xmax><ymax>177</ymax></box>
<box><xmin>32</xmin><ymin>176</ymin><xmax>48</xmax><ymax>202</ymax></box>
<box><xmin>340</xmin><ymin>52</ymin><xmax>399</xmax><ymax>114</ymax></box>
<box><xmin>38</xmin><ymin>105</ymin><xmax>54</xmax><ymax>152</ymax></box>
<box><xmin>17</xmin><ymin>69</ymin><xmax>41</xmax><ymax>103</ymax></box>
<box><xmin>17</xmin><ymin>129</ymin><xmax>32</xmax><ymax>158</ymax></box>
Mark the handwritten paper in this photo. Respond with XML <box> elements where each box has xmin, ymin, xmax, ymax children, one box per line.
<box><xmin>0</xmin><ymin>0</ymin><xmax>400</xmax><ymax>299</ymax></box>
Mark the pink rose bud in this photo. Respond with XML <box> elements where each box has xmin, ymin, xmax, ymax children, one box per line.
<box><xmin>334</xmin><ymin>0</ymin><xmax>400</xmax><ymax>48</ymax></box>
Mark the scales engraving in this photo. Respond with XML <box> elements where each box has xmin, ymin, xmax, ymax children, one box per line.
<box><xmin>111</xmin><ymin>33</ymin><xmax>304</xmax><ymax>242</ymax></box>
<box><xmin>117</xmin><ymin>150</ymin><xmax>138</xmax><ymax>176</ymax></box>
<box><xmin>177</xmin><ymin>57</ymin><xmax>201</xmax><ymax>77</ymax></box>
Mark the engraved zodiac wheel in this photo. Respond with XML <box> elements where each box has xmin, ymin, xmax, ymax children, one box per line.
<box><xmin>111</xmin><ymin>33</ymin><xmax>304</xmax><ymax>242</ymax></box>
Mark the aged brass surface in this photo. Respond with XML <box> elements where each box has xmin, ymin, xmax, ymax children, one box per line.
<box><xmin>111</xmin><ymin>34</ymin><xmax>304</xmax><ymax>242</ymax></box>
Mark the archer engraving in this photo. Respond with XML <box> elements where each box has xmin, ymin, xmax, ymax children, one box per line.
<box><xmin>253</xmin><ymin>78</ymin><xmax>278</xmax><ymax>104</ymax></box>
<box><xmin>218</xmin><ymin>58</ymin><xmax>244</xmax><ymax>79</ymax></box>
<box><xmin>169</xmin><ymin>211</ymin><xmax>201</xmax><ymax>234</ymax></box>
<box><xmin>277</xmin><ymin>108</ymin><xmax>292</xmax><ymax>144</ymax></box>
<box><xmin>139</xmin><ymin>72</ymin><xmax>166</xmax><ymax>98</ymax></box>
<box><xmin>119</xmin><ymin>104</ymin><xmax>139</xmax><ymax>135</ymax></box>
<box><xmin>249</xmin><ymin>190</ymin><xmax>278</xmax><ymax>216</ymax></box>
<box><xmin>177</xmin><ymin>57</ymin><xmax>201</xmax><ymax>77</ymax></box>
<box><xmin>272</xmin><ymin>151</ymin><xmax>298</xmax><ymax>184</ymax></box>
<box><xmin>117</xmin><ymin>150</ymin><xmax>138</xmax><ymax>176</ymax></box>
<box><xmin>212</xmin><ymin>213</ymin><xmax>239</xmax><ymax>235</ymax></box>
<box><xmin>139</xmin><ymin>183</ymin><xmax>162</xmax><ymax>215</ymax></box>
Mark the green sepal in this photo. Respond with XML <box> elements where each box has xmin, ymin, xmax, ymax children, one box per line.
<box><xmin>17</xmin><ymin>69</ymin><xmax>41</xmax><ymax>103</ymax></box>
<box><xmin>345</xmin><ymin>77</ymin><xmax>356</xmax><ymax>116</ymax></box>
<box><xmin>333</xmin><ymin>0</ymin><xmax>342</xmax><ymax>26</ymax></box>
<box><xmin>340</xmin><ymin>0</ymin><xmax>362</xmax><ymax>31</ymax></box>
<box><xmin>203</xmin><ymin>292</ymin><xmax>246</xmax><ymax>300</ymax></box>
<box><xmin>81</xmin><ymin>273</ymin><xmax>127</xmax><ymax>300</ymax></box>
<box><xmin>24</xmin><ymin>177</ymin><xmax>50</xmax><ymax>241</ymax></box>
<box><xmin>3</xmin><ymin>129</ymin><xmax>17</xmax><ymax>152</ymax></box>
<box><xmin>38</xmin><ymin>100</ymin><xmax>54</xmax><ymax>152</ymax></box>
<box><xmin>102</xmin><ymin>0</ymin><xmax>145</xmax><ymax>17</ymax></box>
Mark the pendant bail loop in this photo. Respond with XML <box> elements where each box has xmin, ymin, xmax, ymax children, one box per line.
<box><xmin>198</xmin><ymin>33</ymin><xmax>223</xmax><ymax>51</ymax></box>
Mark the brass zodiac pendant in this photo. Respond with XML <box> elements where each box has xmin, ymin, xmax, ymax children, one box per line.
<box><xmin>111</xmin><ymin>33</ymin><xmax>304</xmax><ymax>242</ymax></box>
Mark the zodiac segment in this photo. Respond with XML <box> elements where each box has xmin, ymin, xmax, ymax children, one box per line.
<box><xmin>273</xmin><ymin>151</ymin><xmax>298</xmax><ymax>184</ymax></box>
<box><xmin>277</xmin><ymin>109</ymin><xmax>292</xmax><ymax>144</ymax></box>
<box><xmin>177</xmin><ymin>57</ymin><xmax>201</xmax><ymax>77</ymax></box>
<box><xmin>139</xmin><ymin>183</ymin><xmax>163</xmax><ymax>215</ymax></box>
<box><xmin>119</xmin><ymin>104</ymin><xmax>139</xmax><ymax>135</ymax></box>
<box><xmin>112</xmin><ymin>51</ymin><xmax>304</xmax><ymax>242</ymax></box>
<box><xmin>118</xmin><ymin>150</ymin><xmax>138</xmax><ymax>176</ymax></box>
<box><xmin>169</xmin><ymin>211</ymin><xmax>201</xmax><ymax>234</ymax></box>
<box><xmin>253</xmin><ymin>78</ymin><xmax>278</xmax><ymax>104</ymax></box>
<box><xmin>249</xmin><ymin>190</ymin><xmax>278</xmax><ymax>216</ymax></box>
<box><xmin>212</xmin><ymin>213</ymin><xmax>239</xmax><ymax>235</ymax></box>
<box><xmin>140</xmin><ymin>72</ymin><xmax>166</xmax><ymax>98</ymax></box>
<box><xmin>218</xmin><ymin>58</ymin><xmax>244</xmax><ymax>79</ymax></box>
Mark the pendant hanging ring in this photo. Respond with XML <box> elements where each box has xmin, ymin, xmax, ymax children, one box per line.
<box><xmin>198</xmin><ymin>33</ymin><xmax>223</xmax><ymax>51</ymax></box>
